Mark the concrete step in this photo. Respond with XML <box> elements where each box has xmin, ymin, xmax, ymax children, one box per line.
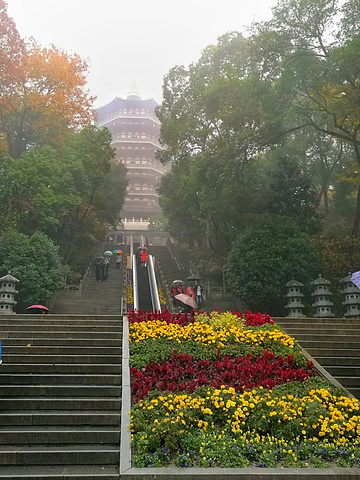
<box><xmin>1</xmin><ymin>411</ymin><xmax>120</xmax><ymax>426</ymax></box>
<box><xmin>299</xmin><ymin>341</ymin><xmax>360</xmax><ymax>349</ymax></box>
<box><xmin>0</xmin><ymin>465</ymin><xmax>119</xmax><ymax>479</ymax></box>
<box><xmin>1</xmin><ymin>338</ymin><xmax>122</xmax><ymax>347</ymax></box>
<box><xmin>280</xmin><ymin>329</ymin><xmax>360</xmax><ymax>337</ymax></box>
<box><xmin>348</xmin><ymin>387</ymin><xmax>360</xmax><ymax>398</ymax></box>
<box><xmin>0</xmin><ymin>444</ymin><xmax>119</xmax><ymax>466</ymax></box>
<box><xmin>326</xmin><ymin>365</ymin><xmax>360</xmax><ymax>376</ymax></box>
<box><xmin>0</xmin><ymin>428</ymin><xmax>120</xmax><ymax>445</ymax></box>
<box><xmin>1</xmin><ymin>346</ymin><xmax>122</xmax><ymax>355</ymax></box>
<box><xmin>0</xmin><ymin>325</ymin><xmax>122</xmax><ymax>333</ymax></box>
<box><xmin>0</xmin><ymin>397</ymin><xmax>121</xmax><ymax>410</ymax></box>
<box><xmin>329</xmin><ymin>376</ymin><xmax>360</xmax><ymax>387</ymax></box>
<box><xmin>2</xmin><ymin>355</ymin><xmax>122</xmax><ymax>364</ymax></box>
<box><xmin>0</xmin><ymin>385</ymin><xmax>121</xmax><ymax>397</ymax></box>
<box><xmin>318</xmin><ymin>357</ymin><xmax>360</xmax><ymax>366</ymax></box>
<box><xmin>0</xmin><ymin>316</ymin><xmax>123</xmax><ymax>324</ymax></box>
<box><xmin>0</xmin><ymin>363</ymin><xmax>121</xmax><ymax>374</ymax></box>
<box><xmin>273</xmin><ymin>317</ymin><xmax>360</xmax><ymax>325</ymax></box>
<box><xmin>0</xmin><ymin>331</ymin><xmax>122</xmax><ymax>339</ymax></box>
<box><xmin>299</xmin><ymin>341</ymin><xmax>360</xmax><ymax>357</ymax></box>
<box><xmin>0</xmin><ymin>374</ymin><xmax>121</xmax><ymax>386</ymax></box>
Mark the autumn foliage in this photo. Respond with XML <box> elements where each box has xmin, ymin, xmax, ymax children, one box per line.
<box><xmin>0</xmin><ymin>1</ymin><xmax>95</xmax><ymax>157</ymax></box>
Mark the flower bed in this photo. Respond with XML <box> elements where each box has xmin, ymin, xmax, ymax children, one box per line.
<box><xmin>129</xmin><ymin>309</ymin><xmax>360</xmax><ymax>468</ymax></box>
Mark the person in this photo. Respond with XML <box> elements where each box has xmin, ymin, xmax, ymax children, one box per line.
<box><xmin>141</xmin><ymin>249</ymin><xmax>147</xmax><ymax>267</ymax></box>
<box><xmin>177</xmin><ymin>284</ymin><xmax>184</xmax><ymax>294</ymax></box>
<box><xmin>116</xmin><ymin>253</ymin><xmax>122</xmax><ymax>269</ymax></box>
<box><xmin>95</xmin><ymin>259</ymin><xmax>102</xmax><ymax>282</ymax></box>
<box><xmin>102</xmin><ymin>257</ymin><xmax>110</xmax><ymax>281</ymax></box>
<box><xmin>186</xmin><ymin>285</ymin><xmax>195</xmax><ymax>298</ymax></box>
<box><xmin>171</xmin><ymin>285</ymin><xmax>178</xmax><ymax>308</ymax></box>
<box><xmin>195</xmin><ymin>282</ymin><xmax>204</xmax><ymax>308</ymax></box>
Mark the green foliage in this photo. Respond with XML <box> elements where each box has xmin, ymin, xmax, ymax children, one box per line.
<box><xmin>226</xmin><ymin>215</ymin><xmax>320</xmax><ymax>315</ymax></box>
<box><xmin>0</xmin><ymin>126</ymin><xmax>126</xmax><ymax>275</ymax></box>
<box><xmin>265</xmin><ymin>155</ymin><xmax>319</xmax><ymax>233</ymax></box>
<box><xmin>0</xmin><ymin>229</ymin><xmax>63</xmax><ymax>312</ymax></box>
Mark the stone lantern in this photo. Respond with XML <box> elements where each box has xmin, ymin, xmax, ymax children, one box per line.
<box><xmin>340</xmin><ymin>273</ymin><xmax>360</xmax><ymax>318</ymax></box>
<box><xmin>284</xmin><ymin>279</ymin><xmax>305</xmax><ymax>318</ymax></box>
<box><xmin>310</xmin><ymin>274</ymin><xmax>334</xmax><ymax>317</ymax></box>
<box><xmin>0</xmin><ymin>273</ymin><xmax>19</xmax><ymax>315</ymax></box>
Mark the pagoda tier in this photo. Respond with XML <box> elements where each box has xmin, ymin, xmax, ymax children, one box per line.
<box><xmin>96</xmin><ymin>91</ymin><xmax>168</xmax><ymax>222</ymax></box>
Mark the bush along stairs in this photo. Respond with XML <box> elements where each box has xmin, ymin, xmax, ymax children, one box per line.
<box><xmin>0</xmin><ymin>314</ymin><xmax>123</xmax><ymax>479</ymax></box>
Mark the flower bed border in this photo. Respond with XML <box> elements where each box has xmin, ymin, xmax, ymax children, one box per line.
<box><xmin>120</xmin><ymin>314</ymin><xmax>360</xmax><ymax>479</ymax></box>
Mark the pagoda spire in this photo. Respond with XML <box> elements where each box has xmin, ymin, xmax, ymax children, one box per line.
<box><xmin>127</xmin><ymin>80</ymin><xmax>141</xmax><ymax>100</ymax></box>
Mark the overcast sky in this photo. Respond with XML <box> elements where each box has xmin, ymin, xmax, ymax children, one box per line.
<box><xmin>6</xmin><ymin>0</ymin><xmax>278</xmax><ymax>108</ymax></box>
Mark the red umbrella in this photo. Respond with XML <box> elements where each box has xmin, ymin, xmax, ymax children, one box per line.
<box><xmin>26</xmin><ymin>305</ymin><xmax>49</xmax><ymax>314</ymax></box>
<box><xmin>174</xmin><ymin>294</ymin><xmax>197</xmax><ymax>309</ymax></box>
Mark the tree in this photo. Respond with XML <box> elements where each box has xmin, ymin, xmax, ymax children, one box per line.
<box><xmin>0</xmin><ymin>2</ymin><xmax>95</xmax><ymax>158</ymax></box>
<box><xmin>265</xmin><ymin>155</ymin><xmax>319</xmax><ymax>233</ymax></box>
<box><xmin>0</xmin><ymin>0</ymin><xmax>25</xmax><ymax>117</ymax></box>
<box><xmin>0</xmin><ymin>126</ymin><xmax>126</xmax><ymax>274</ymax></box>
<box><xmin>252</xmin><ymin>0</ymin><xmax>360</xmax><ymax>235</ymax></box>
<box><xmin>226</xmin><ymin>215</ymin><xmax>320</xmax><ymax>315</ymax></box>
<box><xmin>0</xmin><ymin>229</ymin><xmax>63</xmax><ymax>312</ymax></box>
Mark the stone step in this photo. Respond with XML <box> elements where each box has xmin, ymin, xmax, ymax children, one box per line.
<box><xmin>2</xmin><ymin>354</ymin><xmax>122</xmax><ymax>364</ymax></box>
<box><xmin>0</xmin><ymin>325</ymin><xmax>122</xmax><ymax>332</ymax></box>
<box><xmin>299</xmin><ymin>341</ymin><xmax>360</xmax><ymax>349</ymax></box>
<box><xmin>0</xmin><ymin>363</ymin><xmax>121</xmax><ymax>374</ymax></box>
<box><xmin>1</xmin><ymin>346</ymin><xmax>122</xmax><ymax>355</ymax></box>
<box><xmin>280</xmin><ymin>328</ymin><xmax>360</xmax><ymax>336</ymax></box>
<box><xmin>0</xmin><ymin>331</ymin><xmax>122</xmax><ymax>339</ymax></box>
<box><xmin>347</xmin><ymin>387</ymin><xmax>360</xmax><ymax>397</ymax></box>
<box><xmin>305</xmin><ymin>348</ymin><xmax>360</xmax><ymax>357</ymax></box>
<box><xmin>1</xmin><ymin>338</ymin><xmax>122</xmax><ymax>347</ymax></box>
<box><xmin>0</xmin><ymin>374</ymin><xmax>121</xmax><ymax>386</ymax></box>
<box><xmin>0</xmin><ymin>444</ymin><xmax>119</xmax><ymax>466</ymax></box>
<box><xmin>273</xmin><ymin>317</ymin><xmax>360</xmax><ymax>325</ymax></box>
<box><xmin>288</xmin><ymin>335</ymin><xmax>360</xmax><ymax>343</ymax></box>
<box><xmin>314</xmin><ymin>356</ymin><xmax>360</xmax><ymax>366</ymax></box>
<box><xmin>0</xmin><ymin>385</ymin><xmax>121</xmax><ymax>397</ymax></box>
<box><xmin>0</xmin><ymin>428</ymin><xmax>120</xmax><ymax>445</ymax></box>
<box><xmin>0</xmin><ymin>465</ymin><xmax>119</xmax><ymax>479</ymax></box>
<box><xmin>1</xmin><ymin>411</ymin><xmax>120</xmax><ymax>426</ymax></box>
<box><xmin>0</xmin><ymin>316</ymin><xmax>123</xmax><ymax>324</ymax></box>
<box><xmin>326</xmin><ymin>365</ymin><xmax>360</xmax><ymax>376</ymax></box>
<box><xmin>0</xmin><ymin>397</ymin><xmax>121</xmax><ymax>410</ymax></box>
<box><xmin>329</xmin><ymin>376</ymin><xmax>360</xmax><ymax>387</ymax></box>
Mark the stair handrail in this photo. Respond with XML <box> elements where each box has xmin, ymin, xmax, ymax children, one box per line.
<box><xmin>130</xmin><ymin>236</ymin><xmax>139</xmax><ymax>311</ymax></box>
<box><xmin>148</xmin><ymin>254</ymin><xmax>161</xmax><ymax>312</ymax></box>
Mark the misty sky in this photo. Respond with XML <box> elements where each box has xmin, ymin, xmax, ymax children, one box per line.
<box><xmin>6</xmin><ymin>0</ymin><xmax>278</xmax><ymax>108</ymax></box>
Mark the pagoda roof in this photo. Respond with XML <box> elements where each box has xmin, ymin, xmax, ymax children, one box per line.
<box><xmin>285</xmin><ymin>279</ymin><xmax>304</xmax><ymax>287</ymax></box>
<box><xmin>310</xmin><ymin>274</ymin><xmax>331</xmax><ymax>285</ymax></box>
<box><xmin>0</xmin><ymin>273</ymin><xmax>19</xmax><ymax>282</ymax></box>
<box><xmin>96</xmin><ymin>96</ymin><xmax>158</xmax><ymax>120</ymax></box>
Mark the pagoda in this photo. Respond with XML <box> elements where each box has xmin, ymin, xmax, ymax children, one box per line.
<box><xmin>96</xmin><ymin>83</ymin><xmax>168</xmax><ymax>229</ymax></box>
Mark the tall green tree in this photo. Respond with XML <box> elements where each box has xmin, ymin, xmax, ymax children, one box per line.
<box><xmin>0</xmin><ymin>229</ymin><xmax>63</xmax><ymax>312</ymax></box>
<box><xmin>0</xmin><ymin>126</ymin><xmax>126</xmax><ymax>273</ymax></box>
<box><xmin>226</xmin><ymin>215</ymin><xmax>320</xmax><ymax>315</ymax></box>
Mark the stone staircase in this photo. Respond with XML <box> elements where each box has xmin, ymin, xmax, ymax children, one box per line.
<box><xmin>0</xmin><ymin>314</ymin><xmax>122</xmax><ymax>479</ymax></box>
<box><xmin>51</xmin><ymin>249</ymin><xmax>124</xmax><ymax>315</ymax></box>
<box><xmin>273</xmin><ymin>316</ymin><xmax>360</xmax><ymax>400</ymax></box>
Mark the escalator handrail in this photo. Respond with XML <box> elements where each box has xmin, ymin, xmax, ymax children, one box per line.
<box><xmin>148</xmin><ymin>254</ymin><xmax>161</xmax><ymax>312</ymax></box>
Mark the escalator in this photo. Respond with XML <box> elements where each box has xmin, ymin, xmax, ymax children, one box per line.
<box><xmin>133</xmin><ymin>241</ymin><xmax>153</xmax><ymax>311</ymax></box>
<box><xmin>136</xmin><ymin>264</ymin><xmax>153</xmax><ymax>311</ymax></box>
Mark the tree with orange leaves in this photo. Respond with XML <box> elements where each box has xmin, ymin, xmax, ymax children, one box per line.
<box><xmin>0</xmin><ymin>1</ymin><xmax>95</xmax><ymax>158</ymax></box>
